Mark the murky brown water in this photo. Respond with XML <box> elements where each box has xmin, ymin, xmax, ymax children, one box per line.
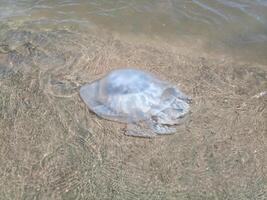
<box><xmin>0</xmin><ymin>1</ymin><xmax>266</xmax><ymax>199</ymax></box>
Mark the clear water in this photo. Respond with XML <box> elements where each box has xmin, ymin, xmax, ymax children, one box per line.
<box><xmin>0</xmin><ymin>0</ymin><xmax>267</xmax><ymax>63</ymax></box>
<box><xmin>0</xmin><ymin>1</ymin><xmax>266</xmax><ymax>199</ymax></box>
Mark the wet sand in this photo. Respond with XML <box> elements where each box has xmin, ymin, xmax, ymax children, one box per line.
<box><xmin>0</xmin><ymin>22</ymin><xmax>266</xmax><ymax>199</ymax></box>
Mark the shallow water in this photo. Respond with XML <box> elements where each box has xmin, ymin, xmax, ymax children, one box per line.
<box><xmin>0</xmin><ymin>1</ymin><xmax>266</xmax><ymax>199</ymax></box>
<box><xmin>1</xmin><ymin>0</ymin><xmax>267</xmax><ymax>64</ymax></box>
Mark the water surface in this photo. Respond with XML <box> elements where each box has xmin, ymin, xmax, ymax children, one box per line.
<box><xmin>0</xmin><ymin>1</ymin><xmax>266</xmax><ymax>199</ymax></box>
<box><xmin>1</xmin><ymin>0</ymin><xmax>267</xmax><ymax>63</ymax></box>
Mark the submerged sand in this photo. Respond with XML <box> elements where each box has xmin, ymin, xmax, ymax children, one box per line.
<box><xmin>0</xmin><ymin>22</ymin><xmax>266</xmax><ymax>199</ymax></box>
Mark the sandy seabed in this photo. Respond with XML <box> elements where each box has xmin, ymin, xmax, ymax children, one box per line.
<box><xmin>0</xmin><ymin>21</ymin><xmax>266</xmax><ymax>199</ymax></box>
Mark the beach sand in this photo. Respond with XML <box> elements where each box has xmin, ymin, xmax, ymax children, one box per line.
<box><xmin>0</xmin><ymin>23</ymin><xmax>266</xmax><ymax>199</ymax></box>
